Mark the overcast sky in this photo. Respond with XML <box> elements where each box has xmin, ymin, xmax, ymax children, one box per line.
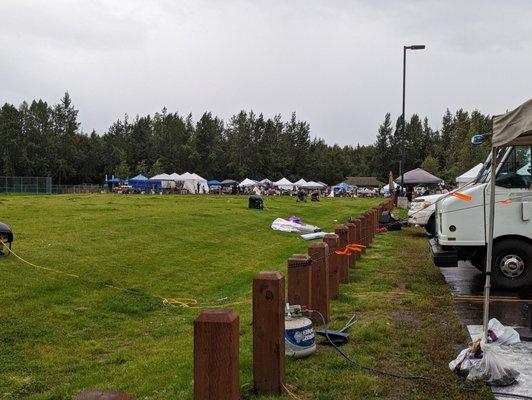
<box><xmin>1</xmin><ymin>0</ymin><xmax>531</xmax><ymax>145</ymax></box>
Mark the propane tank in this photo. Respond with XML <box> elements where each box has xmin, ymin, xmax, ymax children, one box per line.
<box><xmin>285</xmin><ymin>304</ymin><xmax>316</xmax><ymax>358</ymax></box>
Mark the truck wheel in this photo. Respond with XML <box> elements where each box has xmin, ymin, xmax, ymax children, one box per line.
<box><xmin>424</xmin><ymin>216</ymin><xmax>435</xmax><ymax>237</ymax></box>
<box><xmin>491</xmin><ymin>239</ymin><xmax>532</xmax><ymax>290</ymax></box>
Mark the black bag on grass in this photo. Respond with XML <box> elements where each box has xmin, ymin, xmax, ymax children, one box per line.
<box><xmin>248</xmin><ymin>195</ymin><xmax>264</xmax><ymax>210</ymax></box>
<box><xmin>379</xmin><ymin>211</ymin><xmax>401</xmax><ymax>231</ymax></box>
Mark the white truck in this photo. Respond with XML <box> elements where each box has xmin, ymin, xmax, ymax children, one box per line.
<box><xmin>430</xmin><ymin>144</ymin><xmax>532</xmax><ymax>290</ymax></box>
<box><xmin>408</xmin><ymin>193</ymin><xmax>446</xmax><ymax>236</ymax></box>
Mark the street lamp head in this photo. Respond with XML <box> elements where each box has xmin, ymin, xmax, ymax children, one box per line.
<box><xmin>407</xmin><ymin>45</ymin><xmax>426</xmax><ymax>50</ymax></box>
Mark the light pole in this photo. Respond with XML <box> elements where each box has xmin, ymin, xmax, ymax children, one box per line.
<box><xmin>400</xmin><ymin>44</ymin><xmax>425</xmax><ymax>196</ymax></box>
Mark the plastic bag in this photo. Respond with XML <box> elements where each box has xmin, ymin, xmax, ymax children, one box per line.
<box><xmin>467</xmin><ymin>341</ymin><xmax>520</xmax><ymax>386</ymax></box>
<box><xmin>486</xmin><ymin>318</ymin><xmax>521</xmax><ymax>345</ymax></box>
<box><xmin>449</xmin><ymin>348</ymin><xmax>481</xmax><ymax>373</ymax></box>
<box><xmin>449</xmin><ymin>339</ymin><xmax>482</xmax><ymax>373</ymax></box>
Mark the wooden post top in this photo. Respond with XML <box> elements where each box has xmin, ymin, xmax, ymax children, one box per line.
<box><xmin>323</xmin><ymin>233</ymin><xmax>339</xmax><ymax>240</ymax></box>
<box><xmin>195</xmin><ymin>309</ymin><xmax>238</xmax><ymax>324</ymax></box>
<box><xmin>254</xmin><ymin>271</ymin><xmax>284</xmax><ymax>281</ymax></box>
<box><xmin>308</xmin><ymin>242</ymin><xmax>327</xmax><ymax>250</ymax></box>
<box><xmin>288</xmin><ymin>254</ymin><xmax>311</xmax><ymax>267</ymax></box>
<box><xmin>334</xmin><ymin>224</ymin><xmax>348</xmax><ymax>233</ymax></box>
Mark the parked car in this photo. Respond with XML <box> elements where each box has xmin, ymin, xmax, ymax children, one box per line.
<box><xmin>407</xmin><ymin>193</ymin><xmax>446</xmax><ymax>236</ymax></box>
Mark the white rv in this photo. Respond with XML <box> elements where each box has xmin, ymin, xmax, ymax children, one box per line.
<box><xmin>430</xmin><ymin>108</ymin><xmax>531</xmax><ymax>290</ymax></box>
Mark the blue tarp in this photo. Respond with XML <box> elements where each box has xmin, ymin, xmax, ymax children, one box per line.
<box><xmin>208</xmin><ymin>179</ymin><xmax>221</xmax><ymax>186</ymax></box>
<box><xmin>107</xmin><ymin>177</ymin><xmax>121</xmax><ymax>183</ymax></box>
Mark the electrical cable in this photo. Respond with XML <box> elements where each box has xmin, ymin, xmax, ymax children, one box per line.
<box><xmin>490</xmin><ymin>393</ymin><xmax>532</xmax><ymax>400</ymax></box>
<box><xmin>0</xmin><ymin>240</ymin><xmax>250</xmax><ymax>310</ymax></box>
<box><xmin>309</xmin><ymin>309</ymin><xmax>532</xmax><ymax>399</ymax></box>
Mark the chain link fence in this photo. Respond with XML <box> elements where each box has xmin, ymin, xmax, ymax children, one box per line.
<box><xmin>0</xmin><ymin>176</ymin><xmax>52</xmax><ymax>194</ymax></box>
<box><xmin>0</xmin><ymin>177</ymin><xmax>103</xmax><ymax>194</ymax></box>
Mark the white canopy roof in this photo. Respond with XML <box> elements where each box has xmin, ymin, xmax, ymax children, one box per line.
<box><xmin>293</xmin><ymin>178</ymin><xmax>307</xmax><ymax>186</ymax></box>
<box><xmin>190</xmin><ymin>173</ymin><xmax>207</xmax><ymax>182</ymax></box>
<box><xmin>150</xmin><ymin>173</ymin><xmax>171</xmax><ymax>180</ymax></box>
<box><xmin>180</xmin><ymin>172</ymin><xmax>194</xmax><ymax>180</ymax></box>
<box><xmin>301</xmin><ymin>181</ymin><xmax>324</xmax><ymax>189</ymax></box>
<box><xmin>169</xmin><ymin>172</ymin><xmax>182</xmax><ymax>180</ymax></box>
<box><xmin>456</xmin><ymin>163</ymin><xmax>483</xmax><ymax>184</ymax></box>
<box><xmin>492</xmin><ymin>98</ymin><xmax>532</xmax><ymax>147</ymax></box>
<box><xmin>239</xmin><ymin>178</ymin><xmax>258</xmax><ymax>187</ymax></box>
<box><xmin>259</xmin><ymin>178</ymin><xmax>272</xmax><ymax>185</ymax></box>
<box><xmin>274</xmin><ymin>177</ymin><xmax>294</xmax><ymax>189</ymax></box>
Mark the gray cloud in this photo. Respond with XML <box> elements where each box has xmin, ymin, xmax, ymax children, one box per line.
<box><xmin>1</xmin><ymin>0</ymin><xmax>531</xmax><ymax>145</ymax></box>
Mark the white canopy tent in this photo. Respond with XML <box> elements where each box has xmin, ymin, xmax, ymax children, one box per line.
<box><xmin>259</xmin><ymin>178</ymin><xmax>272</xmax><ymax>186</ymax></box>
<box><xmin>239</xmin><ymin>178</ymin><xmax>258</xmax><ymax>187</ymax></box>
<box><xmin>274</xmin><ymin>177</ymin><xmax>294</xmax><ymax>190</ymax></box>
<box><xmin>177</xmin><ymin>172</ymin><xmax>210</xmax><ymax>193</ymax></box>
<box><xmin>483</xmin><ymin>99</ymin><xmax>532</xmax><ymax>341</ymax></box>
<box><xmin>293</xmin><ymin>178</ymin><xmax>307</xmax><ymax>188</ymax></box>
<box><xmin>456</xmin><ymin>163</ymin><xmax>483</xmax><ymax>187</ymax></box>
<box><xmin>169</xmin><ymin>172</ymin><xmax>182</xmax><ymax>180</ymax></box>
<box><xmin>381</xmin><ymin>182</ymin><xmax>400</xmax><ymax>194</ymax></box>
<box><xmin>150</xmin><ymin>173</ymin><xmax>175</xmax><ymax>189</ymax></box>
<box><xmin>300</xmin><ymin>181</ymin><xmax>324</xmax><ymax>189</ymax></box>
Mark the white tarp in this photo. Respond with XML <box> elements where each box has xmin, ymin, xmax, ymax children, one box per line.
<box><xmin>456</xmin><ymin>163</ymin><xmax>483</xmax><ymax>186</ymax></box>
<box><xmin>239</xmin><ymin>178</ymin><xmax>258</xmax><ymax>187</ymax></box>
<box><xmin>274</xmin><ymin>177</ymin><xmax>294</xmax><ymax>190</ymax></box>
<box><xmin>271</xmin><ymin>218</ymin><xmax>320</xmax><ymax>234</ymax></box>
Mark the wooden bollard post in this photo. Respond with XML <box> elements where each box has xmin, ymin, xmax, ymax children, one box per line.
<box><xmin>345</xmin><ymin>222</ymin><xmax>357</xmax><ymax>268</ymax></box>
<box><xmin>287</xmin><ymin>254</ymin><xmax>312</xmax><ymax>309</ymax></box>
<box><xmin>253</xmin><ymin>271</ymin><xmax>285</xmax><ymax>395</ymax></box>
<box><xmin>323</xmin><ymin>234</ymin><xmax>339</xmax><ymax>299</ymax></box>
<box><xmin>353</xmin><ymin>218</ymin><xmax>364</xmax><ymax>256</ymax></box>
<box><xmin>360</xmin><ymin>213</ymin><xmax>368</xmax><ymax>247</ymax></box>
<box><xmin>371</xmin><ymin>209</ymin><xmax>377</xmax><ymax>237</ymax></box>
<box><xmin>366</xmin><ymin>212</ymin><xmax>373</xmax><ymax>244</ymax></box>
<box><xmin>194</xmin><ymin>309</ymin><xmax>239</xmax><ymax>400</ymax></box>
<box><xmin>334</xmin><ymin>225</ymin><xmax>350</xmax><ymax>284</ymax></box>
<box><xmin>308</xmin><ymin>242</ymin><xmax>329</xmax><ymax>324</ymax></box>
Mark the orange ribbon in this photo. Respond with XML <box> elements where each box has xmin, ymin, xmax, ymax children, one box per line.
<box><xmin>335</xmin><ymin>243</ymin><xmax>366</xmax><ymax>256</ymax></box>
<box><xmin>450</xmin><ymin>192</ymin><xmax>473</xmax><ymax>202</ymax></box>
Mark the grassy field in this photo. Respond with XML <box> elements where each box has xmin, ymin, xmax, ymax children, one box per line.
<box><xmin>0</xmin><ymin>194</ymin><xmax>490</xmax><ymax>399</ymax></box>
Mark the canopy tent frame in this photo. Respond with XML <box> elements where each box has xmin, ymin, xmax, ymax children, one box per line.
<box><xmin>483</xmin><ymin>98</ymin><xmax>532</xmax><ymax>342</ymax></box>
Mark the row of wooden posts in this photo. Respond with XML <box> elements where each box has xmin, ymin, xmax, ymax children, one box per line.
<box><xmin>194</xmin><ymin>199</ymin><xmax>395</xmax><ymax>399</ymax></box>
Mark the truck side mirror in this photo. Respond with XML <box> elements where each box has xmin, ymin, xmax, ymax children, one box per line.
<box><xmin>471</xmin><ymin>134</ymin><xmax>486</xmax><ymax>145</ymax></box>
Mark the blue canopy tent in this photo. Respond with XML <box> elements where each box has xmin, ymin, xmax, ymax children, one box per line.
<box><xmin>129</xmin><ymin>174</ymin><xmax>149</xmax><ymax>191</ymax></box>
<box><xmin>106</xmin><ymin>176</ymin><xmax>122</xmax><ymax>190</ymax></box>
<box><xmin>208</xmin><ymin>179</ymin><xmax>221</xmax><ymax>188</ymax></box>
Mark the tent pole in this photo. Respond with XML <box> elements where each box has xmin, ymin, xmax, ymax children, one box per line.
<box><xmin>483</xmin><ymin>146</ymin><xmax>498</xmax><ymax>341</ymax></box>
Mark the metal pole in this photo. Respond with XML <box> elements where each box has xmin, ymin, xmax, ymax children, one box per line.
<box><xmin>483</xmin><ymin>147</ymin><xmax>498</xmax><ymax>341</ymax></box>
<box><xmin>400</xmin><ymin>46</ymin><xmax>406</xmax><ymax>195</ymax></box>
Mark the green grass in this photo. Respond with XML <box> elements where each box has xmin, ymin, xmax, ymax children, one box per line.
<box><xmin>0</xmin><ymin>194</ymin><xmax>491</xmax><ymax>399</ymax></box>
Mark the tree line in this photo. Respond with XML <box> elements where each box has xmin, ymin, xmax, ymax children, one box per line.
<box><xmin>0</xmin><ymin>93</ymin><xmax>491</xmax><ymax>185</ymax></box>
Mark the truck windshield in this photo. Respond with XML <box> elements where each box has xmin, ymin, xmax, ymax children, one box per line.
<box><xmin>496</xmin><ymin>145</ymin><xmax>532</xmax><ymax>188</ymax></box>
<box><xmin>476</xmin><ymin>148</ymin><xmax>506</xmax><ymax>184</ymax></box>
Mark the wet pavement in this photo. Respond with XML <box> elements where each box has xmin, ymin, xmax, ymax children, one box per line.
<box><xmin>440</xmin><ymin>261</ymin><xmax>531</xmax><ymax>327</ymax></box>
